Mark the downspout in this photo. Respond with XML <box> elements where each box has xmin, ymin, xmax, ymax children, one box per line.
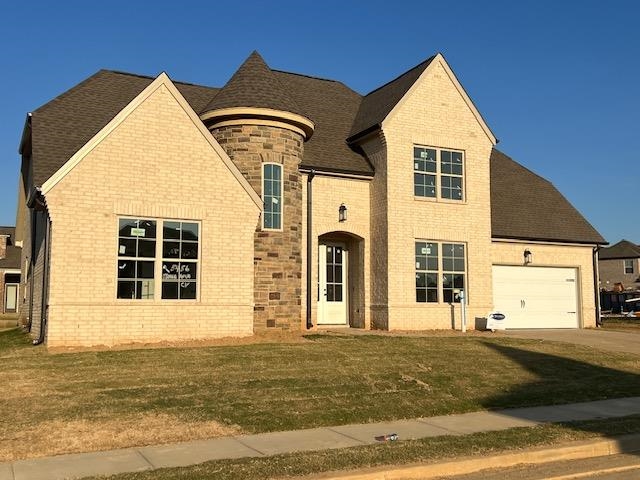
<box><xmin>593</xmin><ymin>246</ymin><xmax>602</xmax><ymax>327</ymax></box>
<box><xmin>27</xmin><ymin>208</ymin><xmax>36</xmax><ymax>332</ymax></box>
<box><xmin>33</xmin><ymin>214</ymin><xmax>50</xmax><ymax>345</ymax></box>
<box><xmin>306</xmin><ymin>170</ymin><xmax>315</xmax><ymax>329</ymax></box>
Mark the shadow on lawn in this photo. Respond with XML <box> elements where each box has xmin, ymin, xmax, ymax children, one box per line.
<box><xmin>480</xmin><ymin>341</ymin><xmax>640</xmax><ymax>454</ymax></box>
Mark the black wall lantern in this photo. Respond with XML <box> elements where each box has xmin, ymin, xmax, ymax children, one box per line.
<box><xmin>338</xmin><ymin>203</ymin><xmax>347</xmax><ymax>222</ymax></box>
<box><xmin>524</xmin><ymin>249</ymin><xmax>533</xmax><ymax>265</ymax></box>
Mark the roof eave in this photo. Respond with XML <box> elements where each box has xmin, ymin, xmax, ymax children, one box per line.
<box><xmin>492</xmin><ymin>234</ymin><xmax>608</xmax><ymax>246</ymax></box>
<box><xmin>18</xmin><ymin>113</ymin><xmax>32</xmax><ymax>155</ymax></box>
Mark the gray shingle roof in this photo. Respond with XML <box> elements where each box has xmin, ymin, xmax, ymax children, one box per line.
<box><xmin>21</xmin><ymin>58</ymin><xmax>605</xmax><ymax>245</ymax></box>
<box><xmin>348</xmin><ymin>55</ymin><xmax>436</xmax><ymax>140</ymax></box>
<box><xmin>599</xmin><ymin>240</ymin><xmax>640</xmax><ymax>260</ymax></box>
<box><xmin>0</xmin><ymin>227</ymin><xmax>21</xmax><ymax>270</ymax></box>
<box><xmin>29</xmin><ymin>70</ymin><xmax>218</xmax><ymax>187</ymax></box>
<box><xmin>490</xmin><ymin>149</ymin><xmax>605</xmax><ymax>244</ymax></box>
<box><xmin>274</xmin><ymin>71</ymin><xmax>373</xmax><ymax>175</ymax></box>
<box><xmin>202</xmin><ymin>51</ymin><xmax>307</xmax><ymax>119</ymax></box>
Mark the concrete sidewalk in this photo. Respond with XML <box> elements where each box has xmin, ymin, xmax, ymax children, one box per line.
<box><xmin>3</xmin><ymin>397</ymin><xmax>640</xmax><ymax>480</ymax></box>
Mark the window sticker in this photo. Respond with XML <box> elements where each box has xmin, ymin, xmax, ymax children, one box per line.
<box><xmin>119</xmin><ymin>245</ymin><xmax>126</xmax><ymax>255</ymax></box>
<box><xmin>421</xmin><ymin>247</ymin><xmax>427</xmax><ymax>254</ymax></box>
<box><xmin>131</xmin><ymin>228</ymin><xmax>145</xmax><ymax>237</ymax></box>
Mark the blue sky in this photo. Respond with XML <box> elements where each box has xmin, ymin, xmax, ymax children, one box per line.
<box><xmin>0</xmin><ymin>0</ymin><xmax>638</xmax><ymax>244</ymax></box>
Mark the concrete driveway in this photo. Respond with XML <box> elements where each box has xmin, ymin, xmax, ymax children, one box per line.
<box><xmin>504</xmin><ymin>329</ymin><xmax>640</xmax><ymax>355</ymax></box>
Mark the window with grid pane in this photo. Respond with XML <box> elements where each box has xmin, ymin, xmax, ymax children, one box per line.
<box><xmin>263</xmin><ymin>163</ymin><xmax>282</xmax><ymax>230</ymax></box>
<box><xmin>117</xmin><ymin>218</ymin><xmax>157</xmax><ymax>299</ymax></box>
<box><xmin>161</xmin><ymin>221</ymin><xmax>199</xmax><ymax>299</ymax></box>
<box><xmin>413</xmin><ymin>147</ymin><xmax>437</xmax><ymax>198</ymax></box>
<box><xmin>413</xmin><ymin>146</ymin><xmax>464</xmax><ymax>201</ymax></box>
<box><xmin>440</xmin><ymin>150</ymin><xmax>464</xmax><ymax>200</ymax></box>
<box><xmin>442</xmin><ymin>243</ymin><xmax>465</xmax><ymax>303</ymax></box>
<box><xmin>415</xmin><ymin>241</ymin><xmax>466</xmax><ymax>304</ymax></box>
<box><xmin>415</xmin><ymin>242</ymin><xmax>438</xmax><ymax>303</ymax></box>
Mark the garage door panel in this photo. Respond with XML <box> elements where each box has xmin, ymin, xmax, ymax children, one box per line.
<box><xmin>492</xmin><ymin>266</ymin><xmax>578</xmax><ymax>329</ymax></box>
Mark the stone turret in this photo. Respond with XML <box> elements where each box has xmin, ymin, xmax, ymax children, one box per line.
<box><xmin>200</xmin><ymin>51</ymin><xmax>314</xmax><ymax>331</ymax></box>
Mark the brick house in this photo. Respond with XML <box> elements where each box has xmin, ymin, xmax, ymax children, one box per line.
<box><xmin>14</xmin><ymin>52</ymin><xmax>606</xmax><ymax>347</ymax></box>
<box><xmin>598</xmin><ymin>240</ymin><xmax>640</xmax><ymax>291</ymax></box>
<box><xmin>0</xmin><ymin>226</ymin><xmax>21</xmax><ymax>322</ymax></box>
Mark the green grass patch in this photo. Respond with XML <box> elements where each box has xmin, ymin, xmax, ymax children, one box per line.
<box><xmin>88</xmin><ymin>415</ymin><xmax>640</xmax><ymax>480</ymax></box>
<box><xmin>1</xmin><ymin>329</ymin><xmax>639</xmax><ymax>460</ymax></box>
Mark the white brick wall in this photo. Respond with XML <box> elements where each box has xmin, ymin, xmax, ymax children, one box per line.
<box><xmin>381</xmin><ymin>58</ymin><xmax>495</xmax><ymax>329</ymax></box>
<box><xmin>44</xmin><ymin>83</ymin><xmax>260</xmax><ymax>347</ymax></box>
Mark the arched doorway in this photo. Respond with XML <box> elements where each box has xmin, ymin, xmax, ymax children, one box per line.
<box><xmin>317</xmin><ymin>232</ymin><xmax>365</xmax><ymax>327</ymax></box>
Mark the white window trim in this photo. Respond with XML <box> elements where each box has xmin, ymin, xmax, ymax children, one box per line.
<box><xmin>415</xmin><ymin>240</ymin><xmax>467</xmax><ymax>304</ymax></box>
<box><xmin>262</xmin><ymin>162</ymin><xmax>284</xmax><ymax>231</ymax></box>
<box><xmin>116</xmin><ymin>216</ymin><xmax>201</xmax><ymax>302</ymax></box>
<box><xmin>413</xmin><ymin>146</ymin><xmax>466</xmax><ymax>203</ymax></box>
<box><xmin>624</xmin><ymin>259</ymin><xmax>635</xmax><ymax>274</ymax></box>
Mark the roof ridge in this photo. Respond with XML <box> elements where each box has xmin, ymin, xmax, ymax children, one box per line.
<box><xmin>101</xmin><ymin>69</ymin><xmax>219</xmax><ymax>89</ymax></box>
<box><xmin>362</xmin><ymin>54</ymin><xmax>437</xmax><ymax>97</ymax></box>
<box><xmin>273</xmin><ymin>70</ymin><xmax>362</xmax><ymax>97</ymax></box>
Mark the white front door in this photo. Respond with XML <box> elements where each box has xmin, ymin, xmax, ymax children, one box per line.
<box><xmin>318</xmin><ymin>243</ymin><xmax>348</xmax><ymax>325</ymax></box>
<box><xmin>4</xmin><ymin>284</ymin><xmax>18</xmax><ymax>313</ymax></box>
<box><xmin>492</xmin><ymin>266</ymin><xmax>579</xmax><ymax>329</ymax></box>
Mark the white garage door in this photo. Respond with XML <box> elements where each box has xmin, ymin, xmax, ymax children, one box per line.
<box><xmin>492</xmin><ymin>266</ymin><xmax>579</xmax><ymax>329</ymax></box>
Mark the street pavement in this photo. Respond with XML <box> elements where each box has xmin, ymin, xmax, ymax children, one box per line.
<box><xmin>438</xmin><ymin>453</ymin><xmax>640</xmax><ymax>479</ymax></box>
<box><xmin>3</xmin><ymin>397</ymin><xmax>640</xmax><ymax>480</ymax></box>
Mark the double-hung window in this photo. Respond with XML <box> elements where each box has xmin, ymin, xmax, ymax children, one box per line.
<box><xmin>414</xmin><ymin>146</ymin><xmax>464</xmax><ymax>201</ymax></box>
<box><xmin>415</xmin><ymin>241</ymin><xmax>466</xmax><ymax>303</ymax></box>
<box><xmin>624</xmin><ymin>259</ymin><xmax>634</xmax><ymax>274</ymax></box>
<box><xmin>117</xmin><ymin>218</ymin><xmax>199</xmax><ymax>300</ymax></box>
<box><xmin>263</xmin><ymin>163</ymin><xmax>282</xmax><ymax>230</ymax></box>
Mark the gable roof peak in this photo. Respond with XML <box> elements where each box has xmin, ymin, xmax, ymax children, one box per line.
<box><xmin>599</xmin><ymin>239</ymin><xmax>640</xmax><ymax>259</ymax></box>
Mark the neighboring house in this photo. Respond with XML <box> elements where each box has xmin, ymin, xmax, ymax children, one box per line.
<box><xmin>14</xmin><ymin>51</ymin><xmax>606</xmax><ymax>347</ymax></box>
<box><xmin>0</xmin><ymin>226</ymin><xmax>22</xmax><ymax>320</ymax></box>
<box><xmin>598</xmin><ymin>240</ymin><xmax>640</xmax><ymax>291</ymax></box>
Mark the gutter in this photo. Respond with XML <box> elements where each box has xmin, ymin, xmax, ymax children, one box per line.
<box><xmin>306</xmin><ymin>170</ymin><xmax>315</xmax><ymax>329</ymax></box>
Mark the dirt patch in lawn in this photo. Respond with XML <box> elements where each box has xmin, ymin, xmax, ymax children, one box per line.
<box><xmin>0</xmin><ymin>413</ymin><xmax>240</xmax><ymax>462</ymax></box>
<box><xmin>47</xmin><ymin>330</ymin><xmax>310</xmax><ymax>354</ymax></box>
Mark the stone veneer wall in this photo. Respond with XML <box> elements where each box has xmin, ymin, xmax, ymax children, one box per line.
<box><xmin>209</xmin><ymin>124</ymin><xmax>303</xmax><ymax>331</ymax></box>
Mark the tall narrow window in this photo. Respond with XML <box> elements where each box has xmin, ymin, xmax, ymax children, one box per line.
<box><xmin>161</xmin><ymin>221</ymin><xmax>199</xmax><ymax>299</ymax></box>
<box><xmin>263</xmin><ymin>163</ymin><xmax>282</xmax><ymax>230</ymax></box>
<box><xmin>414</xmin><ymin>147</ymin><xmax>437</xmax><ymax>198</ymax></box>
<box><xmin>624</xmin><ymin>259</ymin><xmax>634</xmax><ymax>274</ymax></box>
<box><xmin>117</xmin><ymin>218</ymin><xmax>157</xmax><ymax>299</ymax></box>
<box><xmin>415</xmin><ymin>242</ymin><xmax>439</xmax><ymax>302</ymax></box>
<box><xmin>440</xmin><ymin>150</ymin><xmax>464</xmax><ymax>200</ymax></box>
<box><xmin>442</xmin><ymin>243</ymin><xmax>465</xmax><ymax>303</ymax></box>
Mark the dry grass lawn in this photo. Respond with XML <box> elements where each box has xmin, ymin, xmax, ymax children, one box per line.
<box><xmin>1</xmin><ymin>328</ymin><xmax>639</xmax><ymax>462</ymax></box>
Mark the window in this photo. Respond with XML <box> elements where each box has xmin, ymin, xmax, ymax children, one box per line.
<box><xmin>161</xmin><ymin>222</ymin><xmax>199</xmax><ymax>299</ymax></box>
<box><xmin>263</xmin><ymin>163</ymin><xmax>282</xmax><ymax>230</ymax></box>
<box><xmin>117</xmin><ymin>218</ymin><xmax>199</xmax><ymax>300</ymax></box>
<box><xmin>117</xmin><ymin>218</ymin><xmax>157</xmax><ymax>299</ymax></box>
<box><xmin>414</xmin><ymin>146</ymin><xmax>464</xmax><ymax>201</ymax></box>
<box><xmin>415</xmin><ymin>241</ymin><xmax>466</xmax><ymax>303</ymax></box>
<box><xmin>624</xmin><ymin>259</ymin><xmax>634</xmax><ymax>274</ymax></box>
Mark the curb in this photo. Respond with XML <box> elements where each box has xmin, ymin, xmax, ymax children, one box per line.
<box><xmin>309</xmin><ymin>433</ymin><xmax>640</xmax><ymax>479</ymax></box>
